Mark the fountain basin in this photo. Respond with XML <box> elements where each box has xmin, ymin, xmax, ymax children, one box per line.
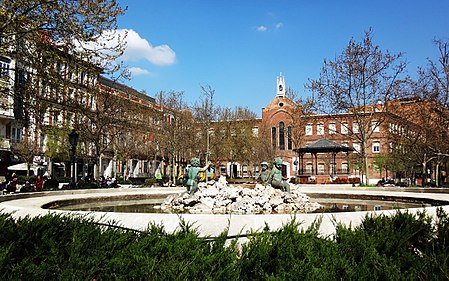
<box><xmin>1</xmin><ymin>185</ymin><xmax>449</xmax><ymax>237</ymax></box>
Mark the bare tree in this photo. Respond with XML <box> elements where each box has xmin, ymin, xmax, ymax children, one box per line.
<box><xmin>306</xmin><ymin>29</ymin><xmax>407</xmax><ymax>184</ymax></box>
<box><xmin>211</xmin><ymin>106</ymin><xmax>259</xmax><ymax>177</ymax></box>
<box><xmin>74</xmin><ymin>87</ymin><xmax>128</xmax><ymax>179</ymax></box>
<box><xmin>0</xmin><ymin>0</ymin><xmax>127</xmax><ymax>181</ymax></box>
<box><xmin>192</xmin><ymin>85</ymin><xmax>219</xmax><ymax>164</ymax></box>
<box><xmin>10</xmin><ymin>131</ymin><xmax>41</xmax><ymax>176</ymax></box>
<box><xmin>156</xmin><ymin>90</ymin><xmax>195</xmax><ymax>183</ymax></box>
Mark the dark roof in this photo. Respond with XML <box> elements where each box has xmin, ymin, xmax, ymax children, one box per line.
<box><xmin>99</xmin><ymin>76</ymin><xmax>156</xmax><ymax>103</ymax></box>
<box><xmin>294</xmin><ymin>138</ymin><xmax>353</xmax><ymax>153</ymax></box>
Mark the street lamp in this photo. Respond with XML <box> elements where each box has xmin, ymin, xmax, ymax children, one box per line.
<box><xmin>68</xmin><ymin>129</ymin><xmax>79</xmax><ymax>187</ymax></box>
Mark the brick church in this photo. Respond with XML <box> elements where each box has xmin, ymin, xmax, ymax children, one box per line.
<box><xmin>257</xmin><ymin>73</ymin><xmax>389</xmax><ymax>185</ymax></box>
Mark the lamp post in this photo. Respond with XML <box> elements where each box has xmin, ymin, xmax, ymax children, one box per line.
<box><xmin>68</xmin><ymin>129</ymin><xmax>79</xmax><ymax>187</ymax></box>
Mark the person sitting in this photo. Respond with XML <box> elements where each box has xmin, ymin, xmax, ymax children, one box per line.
<box><xmin>106</xmin><ymin>177</ymin><xmax>117</xmax><ymax>187</ymax></box>
<box><xmin>268</xmin><ymin>158</ymin><xmax>291</xmax><ymax>192</ymax></box>
<box><xmin>20</xmin><ymin>181</ymin><xmax>34</xmax><ymax>192</ymax></box>
<box><xmin>257</xmin><ymin>161</ymin><xmax>271</xmax><ymax>186</ymax></box>
<box><xmin>6</xmin><ymin>178</ymin><xmax>18</xmax><ymax>193</ymax></box>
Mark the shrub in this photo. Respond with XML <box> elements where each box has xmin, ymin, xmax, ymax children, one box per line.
<box><xmin>117</xmin><ymin>176</ymin><xmax>131</xmax><ymax>184</ymax></box>
<box><xmin>144</xmin><ymin>178</ymin><xmax>158</xmax><ymax>186</ymax></box>
<box><xmin>1</xmin><ymin>210</ymin><xmax>449</xmax><ymax>279</ymax></box>
<box><xmin>17</xmin><ymin>175</ymin><xmax>35</xmax><ymax>184</ymax></box>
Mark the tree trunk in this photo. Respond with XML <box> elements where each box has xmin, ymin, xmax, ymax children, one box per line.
<box><xmin>48</xmin><ymin>158</ymin><xmax>52</xmax><ymax>177</ymax></box>
<box><xmin>124</xmin><ymin>159</ymin><xmax>129</xmax><ymax>181</ymax></box>
<box><xmin>95</xmin><ymin>155</ymin><xmax>101</xmax><ymax>181</ymax></box>
<box><xmin>362</xmin><ymin>141</ymin><xmax>369</xmax><ymax>185</ymax></box>
<box><xmin>422</xmin><ymin>161</ymin><xmax>426</xmax><ymax>187</ymax></box>
<box><xmin>172</xmin><ymin>155</ymin><xmax>176</xmax><ymax>185</ymax></box>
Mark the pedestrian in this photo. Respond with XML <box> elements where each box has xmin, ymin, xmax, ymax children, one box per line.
<box><xmin>34</xmin><ymin>175</ymin><xmax>44</xmax><ymax>192</ymax></box>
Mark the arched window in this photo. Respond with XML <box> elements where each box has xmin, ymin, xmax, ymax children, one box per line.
<box><xmin>271</xmin><ymin>127</ymin><xmax>276</xmax><ymax>150</ymax></box>
<box><xmin>279</xmin><ymin>122</ymin><xmax>285</xmax><ymax>150</ymax></box>
<box><xmin>287</xmin><ymin>126</ymin><xmax>292</xmax><ymax>150</ymax></box>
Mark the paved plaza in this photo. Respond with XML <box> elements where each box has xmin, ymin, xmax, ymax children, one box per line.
<box><xmin>1</xmin><ymin>185</ymin><xmax>449</xmax><ymax>238</ymax></box>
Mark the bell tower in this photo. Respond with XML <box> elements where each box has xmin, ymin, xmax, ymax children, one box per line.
<box><xmin>276</xmin><ymin>72</ymin><xmax>285</xmax><ymax>97</ymax></box>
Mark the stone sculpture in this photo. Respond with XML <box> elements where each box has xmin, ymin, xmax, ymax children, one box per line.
<box><xmin>161</xmin><ymin>182</ymin><xmax>321</xmax><ymax>214</ymax></box>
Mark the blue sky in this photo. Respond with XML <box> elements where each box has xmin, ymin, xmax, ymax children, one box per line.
<box><xmin>115</xmin><ymin>0</ymin><xmax>449</xmax><ymax>116</ymax></box>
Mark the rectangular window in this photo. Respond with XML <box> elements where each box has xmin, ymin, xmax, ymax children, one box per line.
<box><xmin>252</xmin><ymin>127</ymin><xmax>259</xmax><ymax>137</ymax></box>
<box><xmin>305</xmin><ymin>163</ymin><xmax>313</xmax><ymax>174</ymax></box>
<box><xmin>341</xmin><ymin>122</ymin><xmax>348</xmax><ymax>134</ymax></box>
<box><xmin>372</xmin><ymin>141</ymin><xmax>380</xmax><ymax>153</ymax></box>
<box><xmin>254</xmin><ymin>165</ymin><xmax>259</xmax><ymax>173</ymax></box>
<box><xmin>0</xmin><ymin>58</ymin><xmax>10</xmax><ymax>79</ymax></box>
<box><xmin>329</xmin><ymin>123</ymin><xmax>336</xmax><ymax>134</ymax></box>
<box><xmin>11</xmin><ymin>127</ymin><xmax>22</xmax><ymax>143</ymax></box>
<box><xmin>317</xmin><ymin>123</ymin><xmax>324</xmax><ymax>135</ymax></box>
<box><xmin>81</xmin><ymin>71</ymin><xmax>86</xmax><ymax>84</ymax></box>
<box><xmin>353</xmin><ymin>122</ymin><xmax>359</xmax><ymax>133</ymax></box>
<box><xmin>353</xmin><ymin>142</ymin><xmax>361</xmax><ymax>153</ymax></box>
<box><xmin>219</xmin><ymin>166</ymin><xmax>226</xmax><ymax>175</ymax></box>
<box><xmin>305</xmin><ymin>124</ymin><xmax>313</xmax><ymax>136</ymax></box>
<box><xmin>317</xmin><ymin>163</ymin><xmax>325</xmax><ymax>175</ymax></box>
<box><xmin>342</xmin><ymin>162</ymin><xmax>349</xmax><ymax>173</ymax></box>
<box><xmin>53</xmin><ymin>111</ymin><xmax>60</xmax><ymax>125</ymax></box>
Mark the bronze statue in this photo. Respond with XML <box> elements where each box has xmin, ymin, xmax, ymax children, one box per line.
<box><xmin>269</xmin><ymin>157</ymin><xmax>290</xmax><ymax>192</ymax></box>
<box><xmin>257</xmin><ymin>161</ymin><xmax>271</xmax><ymax>185</ymax></box>
<box><xmin>186</xmin><ymin>157</ymin><xmax>210</xmax><ymax>195</ymax></box>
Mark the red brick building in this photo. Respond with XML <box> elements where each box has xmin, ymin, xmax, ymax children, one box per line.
<box><xmin>257</xmin><ymin>73</ymin><xmax>391</xmax><ymax>184</ymax></box>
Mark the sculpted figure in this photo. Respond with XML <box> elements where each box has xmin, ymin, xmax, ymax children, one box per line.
<box><xmin>186</xmin><ymin>157</ymin><xmax>210</xmax><ymax>195</ymax></box>
<box><xmin>257</xmin><ymin>161</ymin><xmax>271</xmax><ymax>185</ymax></box>
<box><xmin>269</xmin><ymin>157</ymin><xmax>291</xmax><ymax>192</ymax></box>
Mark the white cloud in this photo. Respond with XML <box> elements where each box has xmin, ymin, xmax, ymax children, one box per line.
<box><xmin>257</xmin><ymin>25</ymin><xmax>267</xmax><ymax>32</ymax></box>
<box><xmin>129</xmin><ymin>67</ymin><xmax>151</xmax><ymax>76</ymax></box>
<box><xmin>120</xmin><ymin>29</ymin><xmax>176</xmax><ymax>66</ymax></box>
<box><xmin>275</xmin><ymin>22</ymin><xmax>283</xmax><ymax>29</ymax></box>
<box><xmin>85</xmin><ymin>29</ymin><xmax>176</xmax><ymax>66</ymax></box>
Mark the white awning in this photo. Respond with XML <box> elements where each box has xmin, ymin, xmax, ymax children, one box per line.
<box><xmin>8</xmin><ymin>162</ymin><xmax>41</xmax><ymax>172</ymax></box>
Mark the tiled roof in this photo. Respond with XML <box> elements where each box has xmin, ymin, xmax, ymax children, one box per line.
<box><xmin>295</xmin><ymin>138</ymin><xmax>353</xmax><ymax>153</ymax></box>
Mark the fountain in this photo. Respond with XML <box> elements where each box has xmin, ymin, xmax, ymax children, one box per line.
<box><xmin>161</xmin><ymin>182</ymin><xmax>321</xmax><ymax>214</ymax></box>
<box><xmin>1</xmin><ymin>184</ymin><xmax>449</xmax><ymax>238</ymax></box>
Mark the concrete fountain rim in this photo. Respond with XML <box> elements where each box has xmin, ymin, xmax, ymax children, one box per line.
<box><xmin>1</xmin><ymin>184</ymin><xmax>449</xmax><ymax>237</ymax></box>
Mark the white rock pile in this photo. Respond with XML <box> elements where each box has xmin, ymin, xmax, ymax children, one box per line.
<box><xmin>160</xmin><ymin>181</ymin><xmax>321</xmax><ymax>214</ymax></box>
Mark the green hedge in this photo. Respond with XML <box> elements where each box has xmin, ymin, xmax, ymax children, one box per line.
<box><xmin>0</xmin><ymin>209</ymin><xmax>448</xmax><ymax>280</ymax></box>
